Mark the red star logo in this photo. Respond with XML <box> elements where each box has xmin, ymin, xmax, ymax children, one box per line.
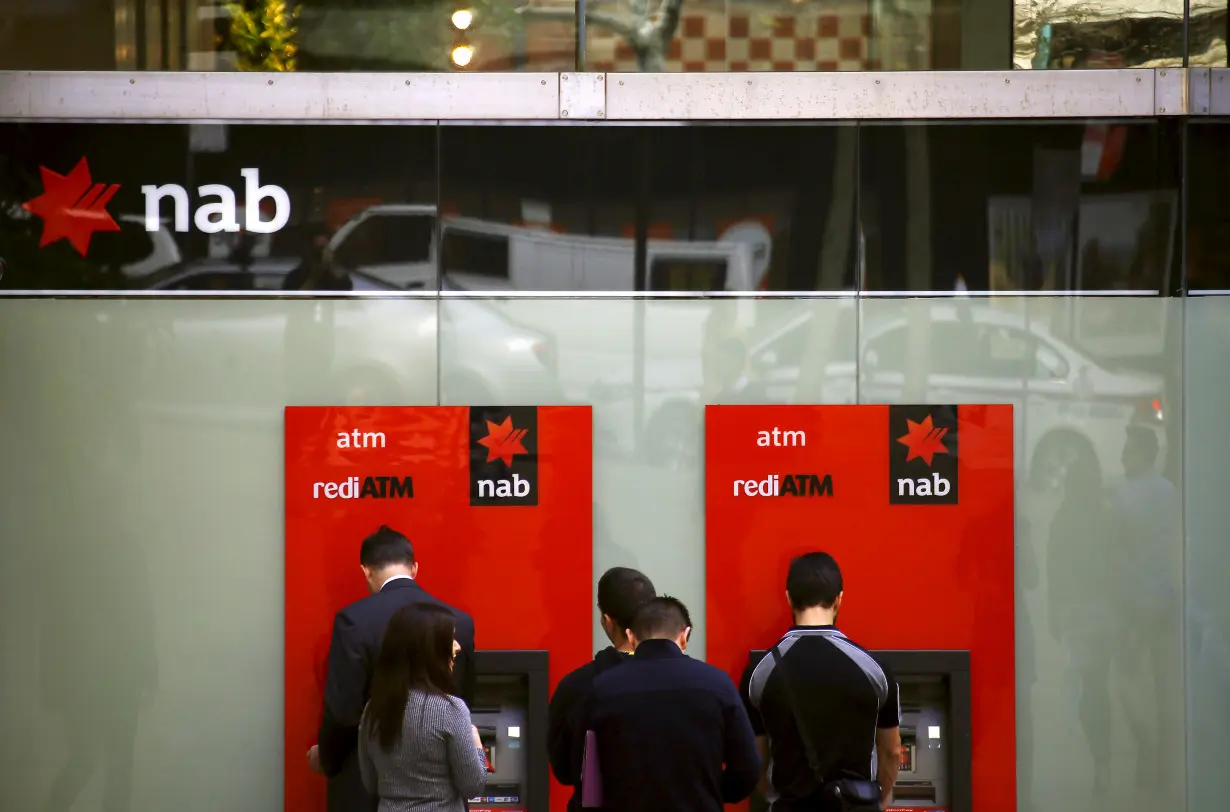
<box><xmin>476</xmin><ymin>416</ymin><xmax>529</xmax><ymax>468</ymax></box>
<box><xmin>21</xmin><ymin>158</ymin><xmax>121</xmax><ymax>257</ymax></box>
<box><xmin>897</xmin><ymin>414</ymin><xmax>950</xmax><ymax>466</ymax></box>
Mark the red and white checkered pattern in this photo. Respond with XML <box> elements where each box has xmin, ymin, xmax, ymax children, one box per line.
<box><xmin>585</xmin><ymin>1</ymin><xmax>875</xmax><ymax>72</ymax></box>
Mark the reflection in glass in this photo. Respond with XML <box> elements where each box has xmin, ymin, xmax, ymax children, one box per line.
<box><xmin>1013</xmin><ymin>0</ymin><xmax>1187</xmax><ymax>68</ymax></box>
<box><xmin>1186</xmin><ymin>121</ymin><xmax>1230</xmax><ymax>292</ymax></box>
<box><xmin>0</xmin><ymin>123</ymin><xmax>438</xmax><ymax>293</ymax></box>
<box><xmin>861</xmin><ymin>122</ymin><xmax>1180</xmax><ymax>293</ymax></box>
<box><xmin>859</xmin><ymin>296</ymin><xmax>1183</xmax><ymax>811</ymax></box>
<box><xmin>440</xmin><ymin>125</ymin><xmax>855</xmax><ymax>293</ymax></box>
<box><xmin>1184</xmin><ymin>298</ymin><xmax>1230</xmax><ymax>812</ymax></box>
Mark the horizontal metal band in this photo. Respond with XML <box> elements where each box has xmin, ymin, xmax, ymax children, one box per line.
<box><xmin>0</xmin><ymin>69</ymin><xmax>1201</xmax><ymax>121</ymax></box>
<box><xmin>0</xmin><ymin>289</ymin><xmax>1174</xmax><ymax>300</ymax></box>
<box><xmin>0</xmin><ymin>71</ymin><xmax>561</xmax><ymax>121</ymax></box>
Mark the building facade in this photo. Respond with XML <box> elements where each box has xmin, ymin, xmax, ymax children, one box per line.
<box><xmin>2</xmin><ymin>4</ymin><xmax>1229</xmax><ymax>812</ymax></box>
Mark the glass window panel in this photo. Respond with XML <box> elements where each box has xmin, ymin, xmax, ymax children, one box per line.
<box><xmin>439</xmin><ymin>124</ymin><xmax>855</xmax><ymax>293</ymax></box>
<box><xmin>0</xmin><ymin>297</ymin><xmax>439</xmax><ymax>812</ymax></box>
<box><xmin>859</xmin><ymin>121</ymin><xmax>1182</xmax><ymax>294</ymax></box>
<box><xmin>1183</xmin><ymin>296</ymin><xmax>1230</xmax><ymax>812</ymax></box>
<box><xmin>438</xmin><ymin>297</ymin><xmax>859</xmax><ymax>659</ymax></box>
<box><xmin>0</xmin><ymin>123</ymin><xmax>437</xmax><ymax>293</ymax></box>
<box><xmin>859</xmin><ymin>295</ymin><xmax>1184</xmax><ymax>811</ymax></box>
<box><xmin>1186</xmin><ymin>121</ymin><xmax>1230</xmax><ymax>292</ymax></box>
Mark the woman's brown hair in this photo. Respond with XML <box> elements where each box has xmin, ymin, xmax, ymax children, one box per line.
<box><xmin>365</xmin><ymin>603</ymin><xmax>457</xmax><ymax>750</ymax></box>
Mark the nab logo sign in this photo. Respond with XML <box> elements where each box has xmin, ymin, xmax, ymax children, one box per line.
<box><xmin>889</xmin><ymin>405</ymin><xmax>959</xmax><ymax>505</ymax></box>
<box><xmin>470</xmin><ymin>406</ymin><xmax>539</xmax><ymax>507</ymax></box>
<box><xmin>22</xmin><ymin>158</ymin><xmax>121</xmax><ymax>257</ymax></box>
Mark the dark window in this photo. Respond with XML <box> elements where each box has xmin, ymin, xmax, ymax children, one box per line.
<box><xmin>337</xmin><ymin>213</ymin><xmax>432</xmax><ymax>268</ymax></box>
<box><xmin>649</xmin><ymin>257</ymin><xmax>727</xmax><ymax>292</ymax></box>
<box><xmin>164</xmin><ymin>271</ymin><xmax>257</xmax><ymax>291</ymax></box>
<box><xmin>94</xmin><ymin>219</ymin><xmax>157</xmax><ymax>269</ymax></box>
<box><xmin>441</xmin><ymin>230</ymin><xmax>510</xmax><ymax>279</ymax></box>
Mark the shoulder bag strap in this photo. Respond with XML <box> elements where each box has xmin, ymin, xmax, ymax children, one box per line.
<box><xmin>769</xmin><ymin>645</ymin><xmax>824</xmax><ymax>783</ymax></box>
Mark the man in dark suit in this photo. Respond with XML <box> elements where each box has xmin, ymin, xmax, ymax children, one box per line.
<box><xmin>576</xmin><ymin>596</ymin><xmax>761</xmax><ymax>812</ymax></box>
<box><xmin>308</xmin><ymin>525</ymin><xmax>476</xmax><ymax>812</ymax></box>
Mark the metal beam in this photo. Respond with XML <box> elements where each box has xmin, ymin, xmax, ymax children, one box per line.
<box><xmin>0</xmin><ymin>69</ymin><xmax>1189</xmax><ymax>122</ymax></box>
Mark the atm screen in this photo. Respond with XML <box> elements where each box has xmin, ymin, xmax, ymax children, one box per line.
<box><xmin>469</xmin><ymin>673</ymin><xmax>529</xmax><ymax>812</ymax></box>
<box><xmin>899</xmin><ymin>728</ymin><xmax>916</xmax><ymax>773</ymax></box>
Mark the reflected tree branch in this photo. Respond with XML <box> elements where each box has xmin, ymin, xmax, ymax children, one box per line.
<box><xmin>517</xmin><ymin>0</ymin><xmax>684</xmax><ymax>71</ymax></box>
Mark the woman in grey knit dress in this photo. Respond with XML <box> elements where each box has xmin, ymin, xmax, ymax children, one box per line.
<box><xmin>358</xmin><ymin>604</ymin><xmax>489</xmax><ymax>812</ymax></box>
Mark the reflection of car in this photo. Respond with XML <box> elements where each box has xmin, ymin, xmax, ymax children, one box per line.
<box><xmin>619</xmin><ymin>302</ymin><xmax>1164</xmax><ymax>484</ymax></box>
<box><xmin>327</xmin><ymin>204</ymin><xmax>763</xmax><ymax>292</ymax></box>
<box><xmin>749</xmin><ymin>303</ymin><xmax>1165</xmax><ymax>489</ymax></box>
<box><xmin>126</xmin><ymin>266</ymin><xmax>561</xmax><ymax>423</ymax></box>
<box><xmin>5</xmin><ymin>207</ymin><xmax>183</xmax><ymax>279</ymax></box>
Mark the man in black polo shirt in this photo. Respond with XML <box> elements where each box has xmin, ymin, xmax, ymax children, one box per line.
<box><xmin>577</xmin><ymin>596</ymin><xmax>761</xmax><ymax>812</ymax></box>
<box><xmin>741</xmin><ymin>553</ymin><xmax>902</xmax><ymax>812</ymax></box>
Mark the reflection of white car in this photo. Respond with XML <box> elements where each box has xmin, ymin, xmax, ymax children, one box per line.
<box><xmin>123</xmin><ymin>267</ymin><xmax>561</xmax><ymax>424</ymax></box>
<box><xmin>5</xmin><ymin>208</ymin><xmax>182</xmax><ymax>279</ymax></box>
<box><xmin>328</xmin><ymin>204</ymin><xmax>764</xmax><ymax>292</ymax></box>
<box><xmin>752</xmin><ymin>303</ymin><xmax>1165</xmax><ymax>489</ymax></box>
<box><xmin>615</xmin><ymin>302</ymin><xmax>1165</xmax><ymax>485</ymax></box>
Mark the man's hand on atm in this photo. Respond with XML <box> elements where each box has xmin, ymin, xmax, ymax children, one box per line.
<box><xmin>307</xmin><ymin>744</ymin><xmax>324</xmax><ymax>775</ymax></box>
<box><xmin>470</xmin><ymin>725</ymin><xmax>483</xmax><ymax>748</ymax></box>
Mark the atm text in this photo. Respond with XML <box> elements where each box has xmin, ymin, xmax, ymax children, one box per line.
<box><xmin>757</xmin><ymin>428</ymin><xmax>806</xmax><ymax>447</ymax></box>
<box><xmin>336</xmin><ymin>430</ymin><xmax>386</xmax><ymax>449</ymax></box>
<box><xmin>733</xmin><ymin>473</ymin><xmax>834</xmax><ymax>497</ymax></box>
<box><xmin>313</xmin><ymin>476</ymin><xmax>414</xmax><ymax>499</ymax></box>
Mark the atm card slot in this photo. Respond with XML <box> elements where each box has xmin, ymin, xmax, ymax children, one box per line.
<box><xmin>892</xmin><ymin>781</ymin><xmax>937</xmax><ymax>803</ymax></box>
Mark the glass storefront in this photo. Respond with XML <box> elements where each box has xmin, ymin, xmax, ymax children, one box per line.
<box><xmin>1</xmin><ymin>94</ymin><xmax>1229</xmax><ymax>812</ymax></box>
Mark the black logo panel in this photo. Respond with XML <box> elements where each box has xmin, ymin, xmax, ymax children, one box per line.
<box><xmin>468</xmin><ymin>405</ymin><xmax>540</xmax><ymax>507</ymax></box>
<box><xmin>888</xmin><ymin>404</ymin><xmax>959</xmax><ymax>505</ymax></box>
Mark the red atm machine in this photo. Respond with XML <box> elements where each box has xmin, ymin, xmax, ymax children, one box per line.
<box><xmin>284</xmin><ymin>405</ymin><xmax>593</xmax><ymax>812</ymax></box>
<box><xmin>705</xmin><ymin>405</ymin><xmax>1015</xmax><ymax>812</ymax></box>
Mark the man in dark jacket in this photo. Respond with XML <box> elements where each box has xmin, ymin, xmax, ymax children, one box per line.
<box><xmin>548</xmin><ymin>567</ymin><xmax>656</xmax><ymax>811</ymax></box>
<box><xmin>577</xmin><ymin>596</ymin><xmax>761</xmax><ymax>812</ymax></box>
<box><xmin>308</xmin><ymin>525</ymin><xmax>476</xmax><ymax>812</ymax></box>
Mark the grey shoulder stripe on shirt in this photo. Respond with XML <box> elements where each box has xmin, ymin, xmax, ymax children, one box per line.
<box><xmin>748</xmin><ymin>635</ymin><xmax>802</xmax><ymax>709</ymax></box>
<box><xmin>781</xmin><ymin>629</ymin><xmax>889</xmax><ymax>709</ymax></box>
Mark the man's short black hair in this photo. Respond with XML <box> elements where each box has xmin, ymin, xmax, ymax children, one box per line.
<box><xmin>786</xmin><ymin>552</ymin><xmax>843</xmax><ymax>611</ymax></box>
<box><xmin>597</xmin><ymin>567</ymin><xmax>657</xmax><ymax>629</ymax></box>
<box><xmin>629</xmin><ymin>595</ymin><xmax>692</xmax><ymax>641</ymax></box>
<box><xmin>360</xmin><ymin>525</ymin><xmax>415</xmax><ymax>569</ymax></box>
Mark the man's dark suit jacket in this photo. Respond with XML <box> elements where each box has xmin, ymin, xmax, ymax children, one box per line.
<box><xmin>575</xmin><ymin>639</ymin><xmax>761</xmax><ymax>812</ymax></box>
<box><xmin>318</xmin><ymin>577</ymin><xmax>476</xmax><ymax>812</ymax></box>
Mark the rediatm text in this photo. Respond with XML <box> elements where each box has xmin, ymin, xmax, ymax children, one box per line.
<box><xmin>732</xmin><ymin>473</ymin><xmax>834</xmax><ymax>497</ymax></box>
<box><xmin>313</xmin><ymin>476</ymin><xmax>414</xmax><ymax>500</ymax></box>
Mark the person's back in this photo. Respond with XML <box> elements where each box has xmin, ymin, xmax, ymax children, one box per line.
<box><xmin>359</xmin><ymin>690</ymin><xmax>487</xmax><ymax>812</ymax></box>
<box><xmin>313</xmin><ymin>526</ymin><xmax>477</xmax><ymax>812</ymax></box>
<box><xmin>583</xmin><ymin>596</ymin><xmax>760</xmax><ymax>812</ymax></box>
<box><xmin>548</xmin><ymin>567</ymin><xmax>657</xmax><ymax>812</ymax></box>
<box><xmin>743</xmin><ymin>553</ymin><xmax>900</xmax><ymax>812</ymax></box>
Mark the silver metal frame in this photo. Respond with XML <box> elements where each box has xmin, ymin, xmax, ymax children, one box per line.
<box><xmin>4</xmin><ymin>69</ymin><xmax>1226</xmax><ymax>121</ymax></box>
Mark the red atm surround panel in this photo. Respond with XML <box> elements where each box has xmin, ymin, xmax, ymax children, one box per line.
<box><xmin>704</xmin><ymin>404</ymin><xmax>1015</xmax><ymax>812</ymax></box>
<box><xmin>285</xmin><ymin>405</ymin><xmax>593</xmax><ymax>812</ymax></box>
